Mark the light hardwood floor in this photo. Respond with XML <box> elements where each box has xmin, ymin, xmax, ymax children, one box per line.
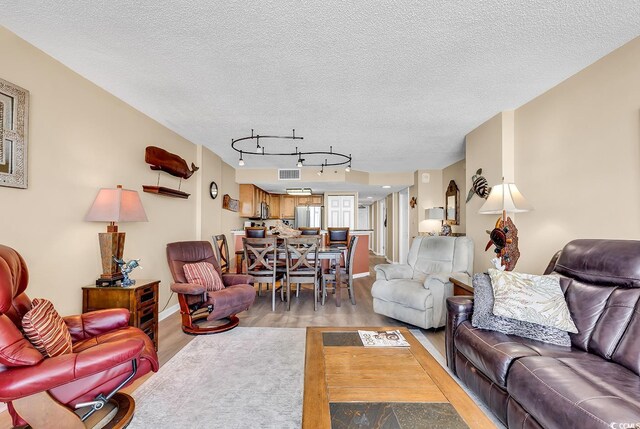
<box><xmin>0</xmin><ymin>253</ymin><xmax>444</xmax><ymax>428</ymax></box>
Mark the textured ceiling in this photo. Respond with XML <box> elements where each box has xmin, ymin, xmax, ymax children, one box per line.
<box><xmin>3</xmin><ymin>1</ymin><xmax>640</xmax><ymax>172</ymax></box>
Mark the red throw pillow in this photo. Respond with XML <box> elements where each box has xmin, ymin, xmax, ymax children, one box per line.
<box><xmin>183</xmin><ymin>262</ymin><xmax>224</xmax><ymax>292</ymax></box>
<box><xmin>22</xmin><ymin>298</ymin><xmax>73</xmax><ymax>357</ymax></box>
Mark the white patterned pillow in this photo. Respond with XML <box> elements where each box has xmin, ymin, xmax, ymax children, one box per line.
<box><xmin>488</xmin><ymin>269</ymin><xmax>578</xmax><ymax>333</ymax></box>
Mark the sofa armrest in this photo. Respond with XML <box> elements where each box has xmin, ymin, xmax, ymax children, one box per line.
<box><xmin>222</xmin><ymin>273</ymin><xmax>254</xmax><ymax>286</ymax></box>
<box><xmin>445</xmin><ymin>296</ymin><xmax>474</xmax><ymax>374</ymax></box>
<box><xmin>170</xmin><ymin>282</ymin><xmax>206</xmax><ymax>295</ymax></box>
<box><xmin>0</xmin><ymin>338</ymin><xmax>144</xmax><ymax>402</ymax></box>
<box><xmin>64</xmin><ymin>309</ymin><xmax>130</xmax><ymax>343</ymax></box>
<box><xmin>422</xmin><ymin>273</ymin><xmax>451</xmax><ymax>289</ymax></box>
<box><xmin>374</xmin><ymin>264</ymin><xmax>413</xmax><ymax>281</ymax></box>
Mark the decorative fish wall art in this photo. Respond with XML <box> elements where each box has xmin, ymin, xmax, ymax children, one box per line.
<box><xmin>466</xmin><ymin>168</ymin><xmax>490</xmax><ymax>202</ymax></box>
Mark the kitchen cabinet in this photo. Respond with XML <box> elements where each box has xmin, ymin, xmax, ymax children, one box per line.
<box><xmin>240</xmin><ymin>187</ymin><xmax>323</xmax><ymax>219</ymax></box>
<box><xmin>268</xmin><ymin>194</ymin><xmax>280</xmax><ymax>219</ymax></box>
<box><xmin>280</xmin><ymin>195</ymin><xmax>296</xmax><ymax>218</ymax></box>
<box><xmin>239</xmin><ymin>184</ymin><xmax>256</xmax><ymax>217</ymax></box>
<box><xmin>239</xmin><ymin>184</ymin><xmax>266</xmax><ymax>218</ymax></box>
<box><xmin>296</xmin><ymin>195</ymin><xmax>323</xmax><ymax>206</ymax></box>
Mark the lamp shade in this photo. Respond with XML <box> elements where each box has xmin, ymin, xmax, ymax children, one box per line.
<box><xmin>85</xmin><ymin>185</ymin><xmax>148</xmax><ymax>223</ymax></box>
<box><xmin>479</xmin><ymin>183</ymin><xmax>534</xmax><ymax>214</ymax></box>
<box><xmin>426</xmin><ymin>207</ymin><xmax>445</xmax><ymax>220</ymax></box>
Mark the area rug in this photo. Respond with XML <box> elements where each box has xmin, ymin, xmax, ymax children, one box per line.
<box><xmin>129</xmin><ymin>327</ymin><xmax>306</xmax><ymax>429</ymax></box>
<box><xmin>128</xmin><ymin>327</ymin><xmax>502</xmax><ymax>429</ymax></box>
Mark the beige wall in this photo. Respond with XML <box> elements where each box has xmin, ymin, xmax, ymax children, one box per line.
<box><xmin>465</xmin><ymin>113</ymin><xmax>506</xmax><ymax>273</ymax></box>
<box><xmin>466</xmin><ymin>36</ymin><xmax>640</xmax><ymax>274</ymax></box>
<box><xmin>513</xmin><ymin>36</ymin><xmax>640</xmax><ymax>272</ymax></box>
<box><xmin>443</xmin><ymin>159</ymin><xmax>466</xmax><ymax>234</ymax></box>
<box><xmin>0</xmin><ymin>28</ymin><xmax>240</xmax><ymax>315</ymax></box>
<box><xmin>197</xmin><ymin>146</ymin><xmax>243</xmax><ymax>269</ymax></box>
<box><xmin>415</xmin><ymin>169</ymin><xmax>444</xmax><ymax>235</ymax></box>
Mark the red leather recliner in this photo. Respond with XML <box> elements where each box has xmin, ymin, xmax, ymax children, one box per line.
<box><xmin>0</xmin><ymin>245</ymin><xmax>159</xmax><ymax>428</ymax></box>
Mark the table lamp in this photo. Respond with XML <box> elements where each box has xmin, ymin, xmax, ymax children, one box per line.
<box><xmin>426</xmin><ymin>207</ymin><xmax>448</xmax><ymax>235</ymax></box>
<box><xmin>479</xmin><ymin>180</ymin><xmax>533</xmax><ymax>270</ymax></box>
<box><xmin>85</xmin><ymin>185</ymin><xmax>148</xmax><ymax>285</ymax></box>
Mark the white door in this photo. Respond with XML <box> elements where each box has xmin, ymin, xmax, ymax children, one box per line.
<box><xmin>358</xmin><ymin>207</ymin><xmax>369</xmax><ymax>230</ymax></box>
<box><xmin>327</xmin><ymin>195</ymin><xmax>355</xmax><ymax>228</ymax></box>
<box><xmin>398</xmin><ymin>188</ymin><xmax>409</xmax><ymax>264</ymax></box>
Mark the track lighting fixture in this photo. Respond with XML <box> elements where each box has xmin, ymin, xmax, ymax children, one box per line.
<box><xmin>231</xmin><ymin>129</ymin><xmax>352</xmax><ymax>169</ymax></box>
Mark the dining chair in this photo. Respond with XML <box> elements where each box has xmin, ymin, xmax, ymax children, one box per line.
<box><xmin>298</xmin><ymin>227</ymin><xmax>320</xmax><ymax>236</ymax></box>
<box><xmin>213</xmin><ymin>233</ymin><xmax>230</xmax><ymax>273</ymax></box>
<box><xmin>284</xmin><ymin>236</ymin><xmax>322</xmax><ymax>311</ymax></box>
<box><xmin>322</xmin><ymin>235</ymin><xmax>359</xmax><ymax>306</ymax></box>
<box><xmin>245</xmin><ymin>226</ymin><xmax>267</xmax><ymax>238</ymax></box>
<box><xmin>243</xmin><ymin>237</ymin><xmax>285</xmax><ymax>311</ymax></box>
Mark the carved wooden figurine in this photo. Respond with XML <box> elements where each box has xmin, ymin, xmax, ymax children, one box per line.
<box><xmin>145</xmin><ymin>146</ymin><xmax>199</xmax><ymax>179</ymax></box>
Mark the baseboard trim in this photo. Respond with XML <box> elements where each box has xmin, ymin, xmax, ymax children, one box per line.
<box><xmin>353</xmin><ymin>272</ymin><xmax>369</xmax><ymax>279</ymax></box>
<box><xmin>159</xmin><ymin>303</ymin><xmax>180</xmax><ymax>321</ymax></box>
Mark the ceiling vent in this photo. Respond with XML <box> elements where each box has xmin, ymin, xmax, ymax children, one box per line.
<box><xmin>278</xmin><ymin>169</ymin><xmax>301</xmax><ymax>180</ymax></box>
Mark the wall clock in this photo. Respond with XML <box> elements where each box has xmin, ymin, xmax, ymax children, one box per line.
<box><xmin>209</xmin><ymin>181</ymin><xmax>219</xmax><ymax>199</ymax></box>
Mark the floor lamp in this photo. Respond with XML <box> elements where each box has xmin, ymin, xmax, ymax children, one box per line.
<box><xmin>479</xmin><ymin>180</ymin><xmax>533</xmax><ymax>270</ymax></box>
<box><xmin>85</xmin><ymin>185</ymin><xmax>148</xmax><ymax>286</ymax></box>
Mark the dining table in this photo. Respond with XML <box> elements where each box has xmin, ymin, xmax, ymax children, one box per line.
<box><xmin>234</xmin><ymin>240</ymin><xmax>348</xmax><ymax>306</ymax></box>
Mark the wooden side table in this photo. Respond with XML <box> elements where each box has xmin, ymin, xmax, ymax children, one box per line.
<box><xmin>82</xmin><ymin>279</ymin><xmax>159</xmax><ymax>351</ymax></box>
<box><xmin>450</xmin><ymin>275</ymin><xmax>473</xmax><ymax>296</ymax></box>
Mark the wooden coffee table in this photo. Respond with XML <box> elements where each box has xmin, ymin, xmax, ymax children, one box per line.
<box><xmin>303</xmin><ymin>327</ymin><xmax>495</xmax><ymax>428</ymax></box>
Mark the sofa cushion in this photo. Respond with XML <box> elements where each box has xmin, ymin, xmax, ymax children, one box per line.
<box><xmin>22</xmin><ymin>298</ymin><xmax>72</xmax><ymax>358</ymax></box>
<box><xmin>183</xmin><ymin>262</ymin><xmax>224</xmax><ymax>292</ymax></box>
<box><xmin>508</xmin><ymin>356</ymin><xmax>640</xmax><ymax>428</ymax></box>
<box><xmin>454</xmin><ymin>321</ymin><xmax>586</xmax><ymax>388</ymax></box>
<box><xmin>472</xmin><ymin>273</ymin><xmax>571</xmax><ymax>346</ymax></box>
<box><xmin>371</xmin><ymin>279</ymin><xmax>433</xmax><ymax>311</ymax></box>
<box><xmin>488</xmin><ymin>269</ymin><xmax>577</xmax><ymax>333</ymax></box>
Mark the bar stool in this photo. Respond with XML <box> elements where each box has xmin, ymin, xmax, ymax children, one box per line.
<box><xmin>245</xmin><ymin>226</ymin><xmax>267</xmax><ymax>238</ymax></box>
<box><xmin>298</xmin><ymin>227</ymin><xmax>320</xmax><ymax>236</ymax></box>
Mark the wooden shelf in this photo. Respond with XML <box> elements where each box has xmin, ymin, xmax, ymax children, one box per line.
<box><xmin>142</xmin><ymin>185</ymin><xmax>189</xmax><ymax>199</ymax></box>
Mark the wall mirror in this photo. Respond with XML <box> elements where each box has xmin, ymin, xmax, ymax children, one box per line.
<box><xmin>0</xmin><ymin>78</ymin><xmax>29</xmax><ymax>189</ymax></box>
<box><xmin>445</xmin><ymin>180</ymin><xmax>459</xmax><ymax>225</ymax></box>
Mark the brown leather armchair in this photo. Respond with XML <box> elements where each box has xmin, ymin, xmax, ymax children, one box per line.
<box><xmin>166</xmin><ymin>241</ymin><xmax>255</xmax><ymax>334</ymax></box>
<box><xmin>0</xmin><ymin>245</ymin><xmax>159</xmax><ymax>429</ymax></box>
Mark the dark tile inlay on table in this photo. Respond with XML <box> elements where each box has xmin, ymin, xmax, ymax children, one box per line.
<box><xmin>323</xmin><ymin>332</ymin><xmax>364</xmax><ymax>347</ymax></box>
<box><xmin>330</xmin><ymin>402</ymin><xmax>469</xmax><ymax>429</ymax></box>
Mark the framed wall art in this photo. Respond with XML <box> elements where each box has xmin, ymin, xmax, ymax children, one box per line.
<box><xmin>0</xmin><ymin>78</ymin><xmax>29</xmax><ymax>189</ymax></box>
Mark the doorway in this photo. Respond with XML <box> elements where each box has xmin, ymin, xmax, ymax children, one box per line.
<box><xmin>398</xmin><ymin>188</ymin><xmax>409</xmax><ymax>264</ymax></box>
<box><xmin>378</xmin><ymin>199</ymin><xmax>386</xmax><ymax>256</ymax></box>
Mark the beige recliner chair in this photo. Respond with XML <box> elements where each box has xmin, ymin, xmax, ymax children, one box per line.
<box><xmin>371</xmin><ymin>236</ymin><xmax>473</xmax><ymax>329</ymax></box>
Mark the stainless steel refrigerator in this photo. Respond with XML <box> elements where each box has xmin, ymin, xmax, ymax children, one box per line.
<box><xmin>294</xmin><ymin>206</ymin><xmax>323</xmax><ymax>229</ymax></box>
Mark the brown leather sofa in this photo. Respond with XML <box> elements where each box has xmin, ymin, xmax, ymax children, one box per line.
<box><xmin>446</xmin><ymin>239</ymin><xmax>640</xmax><ymax>429</ymax></box>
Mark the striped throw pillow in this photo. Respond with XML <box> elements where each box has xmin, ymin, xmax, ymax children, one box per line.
<box><xmin>22</xmin><ymin>298</ymin><xmax>73</xmax><ymax>357</ymax></box>
<box><xmin>183</xmin><ymin>262</ymin><xmax>224</xmax><ymax>292</ymax></box>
